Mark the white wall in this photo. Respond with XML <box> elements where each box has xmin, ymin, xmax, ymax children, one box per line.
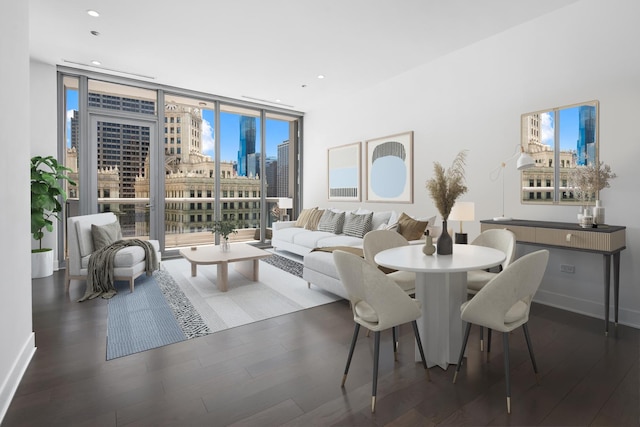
<box><xmin>30</xmin><ymin>60</ymin><xmax>61</xmax><ymax>267</ymax></box>
<box><xmin>304</xmin><ymin>0</ymin><xmax>640</xmax><ymax>327</ymax></box>
<box><xmin>0</xmin><ymin>1</ymin><xmax>36</xmax><ymax>422</ymax></box>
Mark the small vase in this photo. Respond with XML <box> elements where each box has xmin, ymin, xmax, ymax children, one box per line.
<box><xmin>437</xmin><ymin>220</ymin><xmax>453</xmax><ymax>255</ymax></box>
<box><xmin>220</xmin><ymin>238</ymin><xmax>230</xmax><ymax>252</ymax></box>
<box><xmin>593</xmin><ymin>200</ymin><xmax>605</xmax><ymax>225</ymax></box>
<box><xmin>422</xmin><ymin>233</ymin><xmax>435</xmax><ymax>256</ymax></box>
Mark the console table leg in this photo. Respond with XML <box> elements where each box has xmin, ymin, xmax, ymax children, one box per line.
<box><xmin>613</xmin><ymin>251</ymin><xmax>621</xmax><ymax>326</ymax></box>
<box><xmin>603</xmin><ymin>254</ymin><xmax>611</xmax><ymax>336</ymax></box>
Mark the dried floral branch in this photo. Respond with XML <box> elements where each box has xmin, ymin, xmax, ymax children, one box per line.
<box><xmin>569</xmin><ymin>161</ymin><xmax>617</xmax><ymax>202</ymax></box>
<box><xmin>426</xmin><ymin>150</ymin><xmax>468</xmax><ymax>220</ymax></box>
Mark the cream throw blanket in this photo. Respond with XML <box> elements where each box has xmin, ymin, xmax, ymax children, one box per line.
<box><xmin>78</xmin><ymin>239</ymin><xmax>158</xmax><ymax>301</ymax></box>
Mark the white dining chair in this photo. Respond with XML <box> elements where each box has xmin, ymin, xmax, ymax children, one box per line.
<box><xmin>466</xmin><ymin>228</ymin><xmax>516</xmax><ymax>351</ymax></box>
<box><xmin>333</xmin><ymin>250</ymin><xmax>430</xmax><ymax>413</ymax></box>
<box><xmin>453</xmin><ymin>249</ymin><xmax>549</xmax><ymax>414</ymax></box>
<box><xmin>363</xmin><ymin>229</ymin><xmax>417</xmax><ymax>356</ymax></box>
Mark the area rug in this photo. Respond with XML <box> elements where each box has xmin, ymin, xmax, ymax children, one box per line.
<box><xmin>260</xmin><ymin>253</ymin><xmax>303</xmax><ymax>278</ymax></box>
<box><xmin>161</xmin><ymin>254</ymin><xmax>341</xmax><ymax>333</ymax></box>
<box><xmin>107</xmin><ymin>253</ymin><xmax>340</xmax><ymax>359</ymax></box>
<box><xmin>106</xmin><ymin>270</ymin><xmax>211</xmax><ymax>360</ymax></box>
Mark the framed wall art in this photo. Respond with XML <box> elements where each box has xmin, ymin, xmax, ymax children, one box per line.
<box><xmin>366</xmin><ymin>131</ymin><xmax>413</xmax><ymax>203</ymax></box>
<box><xmin>327</xmin><ymin>142</ymin><xmax>361</xmax><ymax>201</ymax></box>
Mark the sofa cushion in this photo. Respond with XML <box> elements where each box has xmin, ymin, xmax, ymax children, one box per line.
<box><xmin>273</xmin><ymin>226</ymin><xmax>309</xmax><ymax>244</ymax></box>
<box><xmin>305</xmin><ymin>209</ymin><xmax>325</xmax><ymax>230</ymax></box>
<box><xmin>343</xmin><ymin>212</ymin><xmax>373</xmax><ymax>238</ymax></box>
<box><xmin>91</xmin><ymin>221</ymin><xmax>123</xmax><ymax>251</ymax></box>
<box><xmin>317</xmin><ymin>210</ymin><xmax>345</xmax><ymax>234</ymax></box>
<box><xmin>316</xmin><ymin>235</ymin><xmax>364</xmax><ymax>248</ymax></box>
<box><xmin>293</xmin><ymin>230</ymin><xmax>336</xmax><ymax>248</ymax></box>
<box><xmin>295</xmin><ymin>207</ymin><xmax>317</xmax><ymax>228</ymax></box>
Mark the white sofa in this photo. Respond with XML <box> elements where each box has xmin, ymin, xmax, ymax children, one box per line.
<box><xmin>272</xmin><ymin>209</ymin><xmax>438</xmax><ymax>299</ymax></box>
<box><xmin>66</xmin><ymin>212</ymin><xmax>161</xmax><ymax>293</ymax></box>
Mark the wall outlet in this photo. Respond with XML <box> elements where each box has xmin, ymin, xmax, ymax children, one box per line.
<box><xmin>560</xmin><ymin>264</ymin><xmax>575</xmax><ymax>274</ymax></box>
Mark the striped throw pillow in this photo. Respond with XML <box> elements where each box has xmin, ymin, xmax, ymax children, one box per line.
<box><xmin>317</xmin><ymin>210</ymin><xmax>346</xmax><ymax>234</ymax></box>
<box><xmin>343</xmin><ymin>212</ymin><xmax>373</xmax><ymax>238</ymax></box>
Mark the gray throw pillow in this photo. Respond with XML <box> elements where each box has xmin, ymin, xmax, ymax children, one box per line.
<box><xmin>343</xmin><ymin>212</ymin><xmax>373</xmax><ymax>238</ymax></box>
<box><xmin>317</xmin><ymin>210</ymin><xmax>346</xmax><ymax>234</ymax></box>
<box><xmin>91</xmin><ymin>221</ymin><xmax>122</xmax><ymax>251</ymax></box>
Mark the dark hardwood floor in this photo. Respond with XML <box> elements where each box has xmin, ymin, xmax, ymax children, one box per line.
<box><xmin>3</xmin><ymin>270</ymin><xmax>639</xmax><ymax>426</ymax></box>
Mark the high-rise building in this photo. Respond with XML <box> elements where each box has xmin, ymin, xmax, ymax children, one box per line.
<box><xmin>577</xmin><ymin>105</ymin><xmax>596</xmax><ymax>166</ymax></box>
<box><xmin>265</xmin><ymin>156</ymin><xmax>278</xmax><ymax>197</ymax></box>
<box><xmin>277</xmin><ymin>140</ymin><xmax>289</xmax><ymax>197</ymax></box>
<box><xmin>237</xmin><ymin>116</ymin><xmax>256</xmax><ymax>177</ymax></box>
<box><xmin>164</xmin><ymin>103</ymin><xmax>202</xmax><ymax>165</ymax></box>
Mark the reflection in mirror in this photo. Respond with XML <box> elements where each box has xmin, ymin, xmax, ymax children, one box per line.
<box><xmin>520</xmin><ymin>100</ymin><xmax>598</xmax><ymax>205</ymax></box>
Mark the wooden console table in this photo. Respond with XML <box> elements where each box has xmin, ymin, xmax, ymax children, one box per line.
<box><xmin>480</xmin><ymin>219</ymin><xmax>626</xmax><ymax>336</ymax></box>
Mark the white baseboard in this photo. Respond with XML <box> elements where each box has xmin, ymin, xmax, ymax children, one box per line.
<box><xmin>534</xmin><ymin>289</ymin><xmax>640</xmax><ymax>329</ymax></box>
<box><xmin>0</xmin><ymin>333</ymin><xmax>36</xmax><ymax>424</ymax></box>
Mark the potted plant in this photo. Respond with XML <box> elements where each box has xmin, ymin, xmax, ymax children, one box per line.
<box><xmin>426</xmin><ymin>150</ymin><xmax>468</xmax><ymax>255</ymax></box>
<box><xmin>31</xmin><ymin>155</ymin><xmax>76</xmax><ymax>278</ymax></box>
<box><xmin>211</xmin><ymin>220</ymin><xmax>237</xmax><ymax>252</ymax></box>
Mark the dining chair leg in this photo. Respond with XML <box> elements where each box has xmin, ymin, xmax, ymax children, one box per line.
<box><xmin>487</xmin><ymin>328</ymin><xmax>492</xmax><ymax>358</ymax></box>
<box><xmin>342</xmin><ymin>323</ymin><xmax>360</xmax><ymax>387</ymax></box>
<box><xmin>503</xmin><ymin>332</ymin><xmax>511</xmax><ymax>414</ymax></box>
<box><xmin>411</xmin><ymin>321</ymin><xmax>430</xmax><ymax>381</ymax></box>
<box><xmin>453</xmin><ymin>322</ymin><xmax>472</xmax><ymax>384</ymax></box>
<box><xmin>392</xmin><ymin>326</ymin><xmax>398</xmax><ymax>361</ymax></box>
<box><xmin>372</xmin><ymin>331</ymin><xmax>381</xmax><ymax>412</ymax></box>
<box><xmin>479</xmin><ymin>326</ymin><xmax>484</xmax><ymax>351</ymax></box>
<box><xmin>522</xmin><ymin>323</ymin><xmax>540</xmax><ymax>383</ymax></box>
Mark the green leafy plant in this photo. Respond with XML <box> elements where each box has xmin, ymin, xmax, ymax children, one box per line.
<box><xmin>31</xmin><ymin>155</ymin><xmax>76</xmax><ymax>251</ymax></box>
<box><xmin>211</xmin><ymin>220</ymin><xmax>238</xmax><ymax>240</ymax></box>
<box><xmin>426</xmin><ymin>150</ymin><xmax>468</xmax><ymax>220</ymax></box>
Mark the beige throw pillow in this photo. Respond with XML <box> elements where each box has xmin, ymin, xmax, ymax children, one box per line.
<box><xmin>305</xmin><ymin>209</ymin><xmax>325</xmax><ymax>230</ymax></box>
<box><xmin>294</xmin><ymin>207</ymin><xmax>317</xmax><ymax>228</ymax></box>
<box><xmin>396</xmin><ymin>212</ymin><xmax>429</xmax><ymax>241</ymax></box>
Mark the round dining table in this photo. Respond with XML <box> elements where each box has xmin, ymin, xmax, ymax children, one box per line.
<box><xmin>375</xmin><ymin>243</ymin><xmax>506</xmax><ymax>369</ymax></box>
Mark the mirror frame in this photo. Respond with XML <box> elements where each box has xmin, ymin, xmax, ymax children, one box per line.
<box><xmin>520</xmin><ymin>100</ymin><xmax>599</xmax><ymax>205</ymax></box>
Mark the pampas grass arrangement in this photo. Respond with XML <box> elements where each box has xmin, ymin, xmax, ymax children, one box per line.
<box><xmin>426</xmin><ymin>150</ymin><xmax>468</xmax><ymax>220</ymax></box>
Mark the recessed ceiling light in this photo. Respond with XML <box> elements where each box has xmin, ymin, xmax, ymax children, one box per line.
<box><xmin>90</xmin><ymin>30</ymin><xmax>100</xmax><ymax>36</ymax></box>
<box><xmin>275</xmin><ymin>99</ymin><xmax>281</xmax><ymax>103</ymax></box>
<box><xmin>87</xmin><ymin>10</ymin><xmax>100</xmax><ymax>17</ymax></box>
<box><xmin>317</xmin><ymin>74</ymin><xmax>325</xmax><ymax>79</ymax></box>
<box><xmin>301</xmin><ymin>84</ymin><xmax>307</xmax><ymax>88</ymax></box>
<box><xmin>91</xmin><ymin>60</ymin><xmax>101</xmax><ymax>66</ymax></box>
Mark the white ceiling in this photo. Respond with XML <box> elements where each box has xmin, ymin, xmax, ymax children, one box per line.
<box><xmin>29</xmin><ymin>0</ymin><xmax>579</xmax><ymax>113</ymax></box>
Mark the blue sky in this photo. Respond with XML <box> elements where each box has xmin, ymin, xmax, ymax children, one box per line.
<box><xmin>539</xmin><ymin>106</ymin><xmax>580</xmax><ymax>151</ymax></box>
<box><xmin>66</xmin><ymin>91</ymin><xmax>290</xmax><ymax>162</ymax></box>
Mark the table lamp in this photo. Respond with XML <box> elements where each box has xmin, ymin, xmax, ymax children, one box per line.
<box><xmin>449</xmin><ymin>201</ymin><xmax>475</xmax><ymax>244</ymax></box>
<box><xmin>278</xmin><ymin>197</ymin><xmax>293</xmax><ymax>221</ymax></box>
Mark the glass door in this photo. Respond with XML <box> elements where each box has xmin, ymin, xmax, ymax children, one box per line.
<box><xmin>84</xmin><ymin>115</ymin><xmax>159</xmax><ymax>242</ymax></box>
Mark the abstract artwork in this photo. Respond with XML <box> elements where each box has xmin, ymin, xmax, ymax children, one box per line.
<box><xmin>327</xmin><ymin>142</ymin><xmax>361</xmax><ymax>201</ymax></box>
<box><xmin>366</xmin><ymin>131</ymin><xmax>413</xmax><ymax>203</ymax></box>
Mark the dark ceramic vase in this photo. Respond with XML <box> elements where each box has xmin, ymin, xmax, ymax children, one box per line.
<box><xmin>437</xmin><ymin>220</ymin><xmax>453</xmax><ymax>255</ymax></box>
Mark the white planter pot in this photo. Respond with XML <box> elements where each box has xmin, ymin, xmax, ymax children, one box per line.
<box><xmin>31</xmin><ymin>249</ymin><xmax>54</xmax><ymax>278</ymax></box>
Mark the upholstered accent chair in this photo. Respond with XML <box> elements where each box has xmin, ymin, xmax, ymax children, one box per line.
<box><xmin>66</xmin><ymin>212</ymin><xmax>161</xmax><ymax>292</ymax></box>
<box><xmin>333</xmin><ymin>250</ymin><xmax>430</xmax><ymax>413</ymax></box>
<box><xmin>453</xmin><ymin>249</ymin><xmax>549</xmax><ymax>414</ymax></box>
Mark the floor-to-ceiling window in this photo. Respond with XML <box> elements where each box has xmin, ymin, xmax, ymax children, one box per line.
<box><xmin>60</xmin><ymin>69</ymin><xmax>302</xmax><ymax>259</ymax></box>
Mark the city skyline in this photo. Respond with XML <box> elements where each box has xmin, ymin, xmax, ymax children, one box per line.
<box><xmin>66</xmin><ymin>90</ymin><xmax>290</xmax><ymax>167</ymax></box>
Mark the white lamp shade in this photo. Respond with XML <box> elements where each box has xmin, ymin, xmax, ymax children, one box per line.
<box><xmin>278</xmin><ymin>197</ymin><xmax>293</xmax><ymax>209</ymax></box>
<box><xmin>449</xmin><ymin>201</ymin><xmax>475</xmax><ymax>222</ymax></box>
<box><xmin>516</xmin><ymin>152</ymin><xmax>535</xmax><ymax>170</ymax></box>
